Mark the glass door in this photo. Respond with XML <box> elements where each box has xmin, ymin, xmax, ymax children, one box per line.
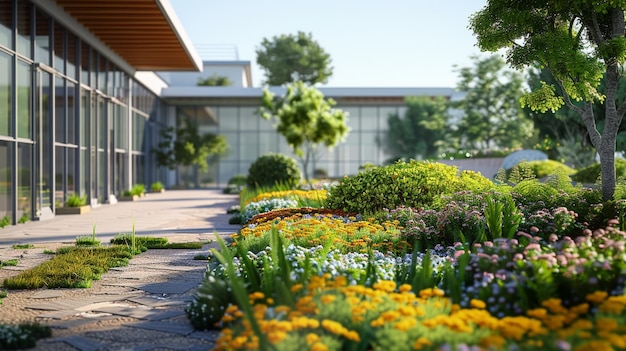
<box><xmin>33</xmin><ymin>64</ymin><xmax>53</xmax><ymax>219</ymax></box>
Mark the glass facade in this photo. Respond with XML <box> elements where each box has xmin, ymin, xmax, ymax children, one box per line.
<box><xmin>174</xmin><ymin>102</ymin><xmax>406</xmax><ymax>186</ymax></box>
<box><xmin>0</xmin><ymin>0</ymin><xmax>164</xmax><ymax>226</ymax></box>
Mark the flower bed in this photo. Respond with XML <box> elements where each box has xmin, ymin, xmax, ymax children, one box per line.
<box><xmin>189</xmin><ymin>173</ymin><xmax>626</xmax><ymax>350</ymax></box>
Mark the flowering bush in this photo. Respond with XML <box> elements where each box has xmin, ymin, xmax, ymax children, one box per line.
<box><xmin>241</xmin><ymin>198</ymin><xmax>299</xmax><ymax>223</ymax></box>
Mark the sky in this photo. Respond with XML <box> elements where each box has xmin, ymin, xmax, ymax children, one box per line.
<box><xmin>169</xmin><ymin>1</ymin><xmax>490</xmax><ymax>88</ymax></box>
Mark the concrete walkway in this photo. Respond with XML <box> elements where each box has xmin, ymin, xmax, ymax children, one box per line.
<box><xmin>0</xmin><ymin>189</ymin><xmax>242</xmax><ymax>351</ymax></box>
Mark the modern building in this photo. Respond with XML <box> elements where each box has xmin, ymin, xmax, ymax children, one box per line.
<box><xmin>0</xmin><ymin>0</ymin><xmax>460</xmax><ymax>227</ymax></box>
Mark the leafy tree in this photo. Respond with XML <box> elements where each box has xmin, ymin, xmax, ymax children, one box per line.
<box><xmin>525</xmin><ymin>66</ymin><xmax>595</xmax><ymax>167</ymax></box>
<box><xmin>260</xmin><ymin>81</ymin><xmax>349</xmax><ymax>184</ymax></box>
<box><xmin>470</xmin><ymin>2</ymin><xmax>626</xmax><ymax>200</ymax></box>
<box><xmin>153</xmin><ymin>121</ymin><xmax>228</xmax><ymax>172</ymax></box>
<box><xmin>197</xmin><ymin>74</ymin><xmax>232</xmax><ymax>87</ymax></box>
<box><xmin>256</xmin><ymin>31</ymin><xmax>333</xmax><ymax>86</ymax></box>
<box><xmin>378</xmin><ymin>96</ymin><xmax>449</xmax><ymax>162</ymax></box>
<box><xmin>453</xmin><ymin>55</ymin><xmax>534</xmax><ymax>150</ymax></box>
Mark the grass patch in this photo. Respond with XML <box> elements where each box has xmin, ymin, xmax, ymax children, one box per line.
<box><xmin>0</xmin><ymin>259</ymin><xmax>18</xmax><ymax>268</ymax></box>
<box><xmin>75</xmin><ymin>236</ymin><xmax>101</xmax><ymax>247</ymax></box>
<box><xmin>12</xmin><ymin>244</ymin><xmax>33</xmax><ymax>249</ymax></box>
<box><xmin>2</xmin><ymin>246</ymin><xmax>132</xmax><ymax>289</ymax></box>
<box><xmin>193</xmin><ymin>254</ymin><xmax>209</xmax><ymax>260</ymax></box>
<box><xmin>155</xmin><ymin>242</ymin><xmax>203</xmax><ymax>249</ymax></box>
<box><xmin>43</xmin><ymin>249</ymin><xmax>55</xmax><ymax>255</ymax></box>
<box><xmin>0</xmin><ymin>290</ymin><xmax>6</xmax><ymax>304</ymax></box>
<box><xmin>110</xmin><ymin>234</ymin><xmax>202</xmax><ymax>249</ymax></box>
<box><xmin>0</xmin><ymin>323</ymin><xmax>51</xmax><ymax>349</ymax></box>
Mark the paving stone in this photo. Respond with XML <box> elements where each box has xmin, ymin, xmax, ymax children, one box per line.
<box><xmin>188</xmin><ymin>330</ymin><xmax>221</xmax><ymax>341</ymax></box>
<box><xmin>92</xmin><ymin>305</ymin><xmax>185</xmax><ymax>320</ymax></box>
<box><xmin>135</xmin><ymin>280</ymin><xmax>199</xmax><ymax>295</ymax></box>
<box><xmin>58</xmin><ymin>335</ymin><xmax>105</xmax><ymax>351</ymax></box>
<box><xmin>30</xmin><ymin>290</ymin><xmax>65</xmax><ymax>299</ymax></box>
<box><xmin>127</xmin><ymin>296</ymin><xmax>187</xmax><ymax>308</ymax></box>
<box><xmin>37</xmin><ymin>310</ymin><xmax>80</xmax><ymax>319</ymax></box>
<box><xmin>126</xmin><ymin>320</ymin><xmax>196</xmax><ymax>335</ymax></box>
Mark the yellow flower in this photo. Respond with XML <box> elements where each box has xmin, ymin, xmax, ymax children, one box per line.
<box><xmin>596</xmin><ymin>317</ymin><xmax>618</xmax><ymax>332</ymax></box>
<box><xmin>470</xmin><ymin>299</ymin><xmax>486</xmax><ymax>309</ymax></box>
<box><xmin>320</xmin><ymin>294</ymin><xmax>336</xmax><ymax>304</ymax></box>
<box><xmin>306</xmin><ymin>333</ymin><xmax>320</xmax><ymax>345</ymax></box>
<box><xmin>526</xmin><ymin>308</ymin><xmax>547</xmax><ymax>319</ymax></box>
<box><xmin>585</xmin><ymin>291</ymin><xmax>609</xmax><ymax>304</ymax></box>
<box><xmin>267</xmin><ymin>331</ymin><xmax>287</xmax><ymax>344</ymax></box>
<box><xmin>398</xmin><ymin>284</ymin><xmax>413</xmax><ymax>293</ymax></box>
<box><xmin>249</xmin><ymin>291</ymin><xmax>265</xmax><ymax>300</ymax></box>
<box><xmin>311</xmin><ymin>342</ymin><xmax>329</xmax><ymax>351</ymax></box>
<box><xmin>413</xmin><ymin>337</ymin><xmax>432</xmax><ymax>350</ymax></box>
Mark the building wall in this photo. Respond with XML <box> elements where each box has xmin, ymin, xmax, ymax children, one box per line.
<box><xmin>0</xmin><ymin>0</ymin><xmax>166</xmax><ymax>226</ymax></box>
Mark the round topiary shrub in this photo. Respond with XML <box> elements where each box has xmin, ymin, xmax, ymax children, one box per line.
<box><xmin>571</xmin><ymin>158</ymin><xmax>626</xmax><ymax>184</ymax></box>
<box><xmin>246</xmin><ymin>153</ymin><xmax>301</xmax><ymax>189</ymax></box>
<box><xmin>325</xmin><ymin>160</ymin><xmax>494</xmax><ymax>215</ymax></box>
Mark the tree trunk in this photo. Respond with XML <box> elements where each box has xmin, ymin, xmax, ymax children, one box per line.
<box><xmin>598</xmin><ymin>139</ymin><xmax>616</xmax><ymax>201</ymax></box>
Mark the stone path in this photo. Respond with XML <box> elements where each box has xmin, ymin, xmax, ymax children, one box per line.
<box><xmin>0</xmin><ymin>189</ymin><xmax>240</xmax><ymax>351</ymax></box>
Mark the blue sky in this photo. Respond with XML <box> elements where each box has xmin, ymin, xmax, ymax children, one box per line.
<box><xmin>169</xmin><ymin>1</ymin><xmax>490</xmax><ymax>88</ymax></box>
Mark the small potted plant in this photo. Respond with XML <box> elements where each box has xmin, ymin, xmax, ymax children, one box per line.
<box><xmin>150</xmin><ymin>181</ymin><xmax>165</xmax><ymax>193</ymax></box>
<box><xmin>120</xmin><ymin>184</ymin><xmax>145</xmax><ymax>201</ymax></box>
<box><xmin>56</xmin><ymin>193</ymin><xmax>90</xmax><ymax>215</ymax></box>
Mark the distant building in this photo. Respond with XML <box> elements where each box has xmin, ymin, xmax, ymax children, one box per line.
<box><xmin>0</xmin><ymin>0</ymin><xmax>459</xmax><ymax>227</ymax></box>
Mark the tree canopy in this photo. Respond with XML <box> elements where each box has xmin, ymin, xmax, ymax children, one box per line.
<box><xmin>260</xmin><ymin>81</ymin><xmax>349</xmax><ymax>184</ymax></box>
<box><xmin>152</xmin><ymin>121</ymin><xmax>228</xmax><ymax>172</ymax></box>
<box><xmin>453</xmin><ymin>55</ymin><xmax>534</xmax><ymax>150</ymax></box>
<box><xmin>470</xmin><ymin>1</ymin><xmax>626</xmax><ymax>200</ymax></box>
<box><xmin>378</xmin><ymin>96</ymin><xmax>449</xmax><ymax>162</ymax></box>
<box><xmin>256</xmin><ymin>31</ymin><xmax>333</xmax><ymax>86</ymax></box>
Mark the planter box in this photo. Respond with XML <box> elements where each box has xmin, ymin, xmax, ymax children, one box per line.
<box><xmin>119</xmin><ymin>195</ymin><xmax>139</xmax><ymax>202</ymax></box>
<box><xmin>56</xmin><ymin>205</ymin><xmax>91</xmax><ymax>215</ymax></box>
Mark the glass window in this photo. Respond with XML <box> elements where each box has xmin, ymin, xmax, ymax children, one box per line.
<box><xmin>221</xmin><ymin>132</ymin><xmax>238</xmax><ymax>162</ymax></box>
<box><xmin>133</xmin><ymin>112</ymin><xmax>145</xmax><ymax>151</ymax></box>
<box><xmin>17</xmin><ymin>60</ymin><xmax>32</xmax><ymax>139</ymax></box>
<box><xmin>361</xmin><ymin>132</ymin><xmax>380</xmax><ymax>164</ymax></box>
<box><xmin>0</xmin><ymin>141</ymin><xmax>12</xmax><ymax>223</ymax></box>
<box><xmin>16</xmin><ymin>1</ymin><xmax>31</xmax><ymax>58</ymax></box>
<box><xmin>0</xmin><ymin>1</ymin><xmax>12</xmax><ymax>49</ymax></box>
<box><xmin>360</xmin><ymin>107</ymin><xmax>378</xmax><ymax>131</ymax></box>
<box><xmin>66</xmin><ymin>31</ymin><xmax>77</xmax><ymax>80</ymax></box>
<box><xmin>55</xmin><ymin>76</ymin><xmax>66</xmax><ymax>143</ymax></box>
<box><xmin>258</xmin><ymin>132</ymin><xmax>279</xmax><ymax>155</ymax></box>
<box><xmin>67</xmin><ymin>147</ymin><xmax>75</xmax><ymax>193</ymax></box>
<box><xmin>80</xmin><ymin>42</ymin><xmax>90</xmax><ymax>85</ymax></box>
<box><xmin>0</xmin><ymin>52</ymin><xmax>11</xmax><ymax>136</ymax></box>
<box><xmin>98</xmin><ymin>55</ymin><xmax>107</xmax><ymax>92</ymax></box>
<box><xmin>240</xmin><ymin>132</ymin><xmax>259</xmax><ymax>161</ymax></box>
<box><xmin>239</xmin><ymin>107</ymin><xmax>258</xmax><ymax>131</ymax></box>
<box><xmin>115</xmin><ymin>104</ymin><xmax>127</xmax><ymax>149</ymax></box>
<box><xmin>80</xmin><ymin>89</ymin><xmax>88</xmax><ymax>147</ymax></box>
<box><xmin>67</xmin><ymin>82</ymin><xmax>76</xmax><ymax>144</ymax></box>
<box><xmin>18</xmin><ymin>143</ymin><xmax>32</xmax><ymax>220</ymax></box>
<box><xmin>218</xmin><ymin>107</ymin><xmax>238</xmax><ymax>130</ymax></box>
<box><xmin>379</xmin><ymin>107</ymin><xmax>398</xmax><ymax>132</ymax></box>
<box><xmin>34</xmin><ymin>10</ymin><xmax>50</xmax><ymax>66</ymax></box>
<box><xmin>343</xmin><ymin>107</ymin><xmax>360</xmax><ymax>131</ymax></box>
<box><xmin>53</xmin><ymin>22</ymin><xmax>65</xmax><ymax>74</ymax></box>
<box><xmin>55</xmin><ymin>145</ymin><xmax>65</xmax><ymax>206</ymax></box>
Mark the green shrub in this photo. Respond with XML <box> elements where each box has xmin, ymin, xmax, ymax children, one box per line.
<box><xmin>224</xmin><ymin>174</ymin><xmax>247</xmax><ymax>194</ymax></box>
<box><xmin>150</xmin><ymin>181</ymin><xmax>164</xmax><ymax>192</ymax></box>
<box><xmin>326</xmin><ymin>160</ymin><xmax>494</xmax><ymax>215</ymax></box>
<box><xmin>0</xmin><ymin>323</ymin><xmax>51</xmax><ymax>349</ymax></box>
<box><xmin>246</xmin><ymin>153</ymin><xmax>301</xmax><ymax>189</ymax></box>
<box><xmin>510</xmin><ymin>160</ymin><xmax>576</xmax><ymax>179</ymax></box>
<box><xmin>0</xmin><ymin>215</ymin><xmax>9</xmax><ymax>228</ymax></box>
<box><xmin>66</xmin><ymin>193</ymin><xmax>87</xmax><ymax>207</ymax></box>
<box><xmin>130</xmin><ymin>184</ymin><xmax>146</xmax><ymax>196</ymax></box>
<box><xmin>571</xmin><ymin>158</ymin><xmax>626</xmax><ymax>183</ymax></box>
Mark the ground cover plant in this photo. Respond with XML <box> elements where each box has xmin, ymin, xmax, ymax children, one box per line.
<box><xmin>187</xmin><ymin>160</ymin><xmax>626</xmax><ymax>350</ymax></box>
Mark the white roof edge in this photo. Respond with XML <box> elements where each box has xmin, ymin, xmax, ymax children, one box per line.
<box><xmin>160</xmin><ymin>86</ymin><xmax>459</xmax><ymax>98</ymax></box>
<box><xmin>134</xmin><ymin>72</ymin><xmax>169</xmax><ymax>96</ymax></box>
<box><xmin>156</xmin><ymin>0</ymin><xmax>203</xmax><ymax>72</ymax></box>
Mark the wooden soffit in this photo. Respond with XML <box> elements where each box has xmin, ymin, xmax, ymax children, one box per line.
<box><xmin>54</xmin><ymin>0</ymin><xmax>201</xmax><ymax>71</ymax></box>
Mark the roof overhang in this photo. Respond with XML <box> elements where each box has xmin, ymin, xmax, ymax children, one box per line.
<box><xmin>52</xmin><ymin>0</ymin><xmax>202</xmax><ymax>72</ymax></box>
